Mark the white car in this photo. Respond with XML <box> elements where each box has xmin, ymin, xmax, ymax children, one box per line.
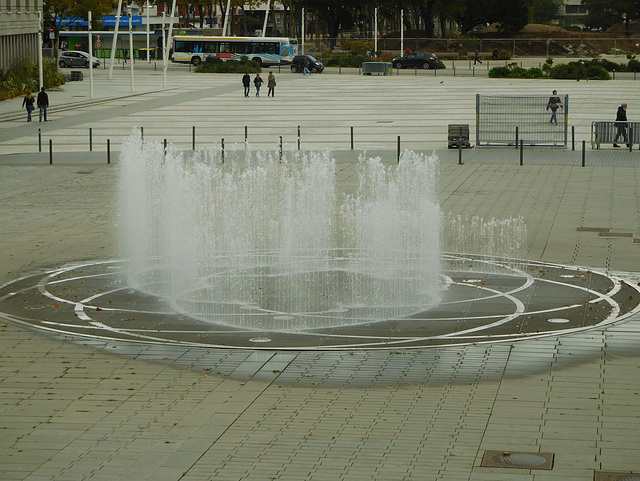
<box><xmin>58</xmin><ymin>51</ymin><xmax>100</xmax><ymax>68</ymax></box>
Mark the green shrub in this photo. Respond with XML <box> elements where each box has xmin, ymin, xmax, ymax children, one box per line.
<box><xmin>195</xmin><ymin>56</ymin><xmax>261</xmax><ymax>73</ymax></box>
<box><xmin>628</xmin><ymin>59</ymin><xmax>640</xmax><ymax>71</ymax></box>
<box><xmin>549</xmin><ymin>63</ymin><xmax>575</xmax><ymax>79</ymax></box>
<box><xmin>497</xmin><ymin>50</ymin><xmax>511</xmax><ymax>60</ymax></box>
<box><xmin>585</xmin><ymin>65</ymin><xmax>611</xmax><ymax>80</ymax></box>
<box><xmin>488</xmin><ymin>66</ymin><xmax>510</xmax><ymax>78</ymax></box>
<box><xmin>0</xmin><ymin>57</ymin><xmax>65</xmax><ymax>101</ymax></box>
<box><xmin>525</xmin><ymin>67</ymin><xmax>544</xmax><ymax>78</ymax></box>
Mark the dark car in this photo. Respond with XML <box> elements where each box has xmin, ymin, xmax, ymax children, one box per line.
<box><xmin>58</xmin><ymin>51</ymin><xmax>100</xmax><ymax>68</ymax></box>
<box><xmin>392</xmin><ymin>52</ymin><xmax>438</xmax><ymax>70</ymax></box>
<box><xmin>290</xmin><ymin>55</ymin><xmax>324</xmax><ymax>73</ymax></box>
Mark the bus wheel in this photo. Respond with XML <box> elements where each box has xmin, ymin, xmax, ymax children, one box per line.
<box><xmin>252</xmin><ymin>57</ymin><xmax>262</xmax><ymax>67</ymax></box>
<box><xmin>191</xmin><ymin>57</ymin><xmax>202</xmax><ymax>66</ymax></box>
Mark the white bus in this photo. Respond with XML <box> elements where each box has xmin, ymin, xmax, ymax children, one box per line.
<box><xmin>171</xmin><ymin>36</ymin><xmax>293</xmax><ymax>67</ymax></box>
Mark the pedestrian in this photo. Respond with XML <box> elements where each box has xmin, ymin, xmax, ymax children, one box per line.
<box><xmin>242</xmin><ymin>72</ymin><xmax>251</xmax><ymax>97</ymax></box>
<box><xmin>253</xmin><ymin>73</ymin><xmax>263</xmax><ymax>97</ymax></box>
<box><xmin>22</xmin><ymin>90</ymin><xmax>35</xmax><ymax>122</ymax></box>
<box><xmin>492</xmin><ymin>48</ymin><xmax>498</xmax><ymax>60</ymax></box>
<box><xmin>473</xmin><ymin>50</ymin><xmax>482</xmax><ymax>65</ymax></box>
<box><xmin>577</xmin><ymin>60</ymin><xmax>586</xmax><ymax>81</ymax></box>
<box><xmin>613</xmin><ymin>103</ymin><xmax>629</xmax><ymax>148</ymax></box>
<box><xmin>303</xmin><ymin>57</ymin><xmax>310</xmax><ymax>75</ymax></box>
<box><xmin>267</xmin><ymin>71</ymin><xmax>276</xmax><ymax>97</ymax></box>
<box><xmin>546</xmin><ymin>90</ymin><xmax>562</xmax><ymax>125</ymax></box>
<box><xmin>37</xmin><ymin>87</ymin><xmax>49</xmax><ymax>122</ymax></box>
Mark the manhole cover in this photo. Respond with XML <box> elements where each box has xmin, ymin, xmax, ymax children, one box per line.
<box><xmin>482</xmin><ymin>451</ymin><xmax>554</xmax><ymax>470</ymax></box>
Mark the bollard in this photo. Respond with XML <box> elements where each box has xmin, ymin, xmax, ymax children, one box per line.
<box><xmin>515</xmin><ymin>126</ymin><xmax>519</xmax><ymax>149</ymax></box>
<box><xmin>397</xmin><ymin>136</ymin><xmax>400</xmax><ymax>163</ymax></box>
<box><xmin>519</xmin><ymin>139</ymin><xmax>523</xmax><ymax>165</ymax></box>
<box><xmin>140</xmin><ymin>126</ymin><xmax>144</xmax><ymax>141</ymax></box>
<box><xmin>582</xmin><ymin>140</ymin><xmax>585</xmax><ymax>167</ymax></box>
<box><xmin>49</xmin><ymin>139</ymin><xmax>53</xmax><ymax>164</ymax></box>
<box><xmin>38</xmin><ymin>128</ymin><xmax>42</xmax><ymax>152</ymax></box>
<box><xmin>221</xmin><ymin>138</ymin><xmax>225</xmax><ymax>163</ymax></box>
<box><xmin>472</xmin><ymin>66</ymin><xmax>475</xmax><ymax>77</ymax></box>
<box><xmin>192</xmin><ymin>126</ymin><xmax>196</xmax><ymax>150</ymax></box>
<box><xmin>458</xmin><ymin>140</ymin><xmax>463</xmax><ymax>165</ymax></box>
<box><xmin>107</xmin><ymin>139</ymin><xmax>111</xmax><ymax>164</ymax></box>
<box><xmin>164</xmin><ymin>138</ymin><xmax>167</xmax><ymax>153</ymax></box>
<box><xmin>613</xmin><ymin>69</ymin><xmax>616</xmax><ymax>80</ymax></box>
<box><xmin>297</xmin><ymin>125</ymin><xmax>301</xmax><ymax>150</ymax></box>
<box><xmin>572</xmin><ymin>126</ymin><xmax>575</xmax><ymax>151</ymax></box>
<box><xmin>89</xmin><ymin>127</ymin><xmax>93</xmax><ymax>152</ymax></box>
<box><xmin>245</xmin><ymin>125</ymin><xmax>248</xmax><ymax>142</ymax></box>
<box><xmin>434</xmin><ymin>67</ymin><xmax>437</xmax><ymax>77</ymax></box>
<box><xmin>350</xmin><ymin>126</ymin><xmax>354</xmax><ymax>150</ymax></box>
<box><xmin>279</xmin><ymin>136</ymin><xmax>283</xmax><ymax>162</ymax></box>
<box><xmin>453</xmin><ymin>65</ymin><xmax>456</xmax><ymax>77</ymax></box>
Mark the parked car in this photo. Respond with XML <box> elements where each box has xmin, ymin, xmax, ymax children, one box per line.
<box><xmin>58</xmin><ymin>51</ymin><xmax>100</xmax><ymax>68</ymax></box>
<box><xmin>392</xmin><ymin>52</ymin><xmax>438</xmax><ymax>70</ymax></box>
<box><xmin>290</xmin><ymin>55</ymin><xmax>324</xmax><ymax>73</ymax></box>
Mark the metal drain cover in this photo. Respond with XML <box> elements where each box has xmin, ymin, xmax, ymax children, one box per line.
<box><xmin>595</xmin><ymin>473</ymin><xmax>640</xmax><ymax>481</ymax></box>
<box><xmin>482</xmin><ymin>451</ymin><xmax>554</xmax><ymax>470</ymax></box>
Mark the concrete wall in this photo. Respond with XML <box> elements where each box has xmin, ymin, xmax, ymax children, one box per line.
<box><xmin>0</xmin><ymin>0</ymin><xmax>43</xmax><ymax>71</ymax></box>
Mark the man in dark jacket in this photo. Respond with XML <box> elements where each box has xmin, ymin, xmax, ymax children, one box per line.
<box><xmin>546</xmin><ymin>90</ymin><xmax>562</xmax><ymax>125</ymax></box>
<box><xmin>242</xmin><ymin>72</ymin><xmax>251</xmax><ymax>97</ymax></box>
<box><xmin>37</xmin><ymin>87</ymin><xmax>49</xmax><ymax>122</ymax></box>
<box><xmin>613</xmin><ymin>103</ymin><xmax>628</xmax><ymax>147</ymax></box>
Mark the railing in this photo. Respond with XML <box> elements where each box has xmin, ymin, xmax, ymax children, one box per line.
<box><xmin>591</xmin><ymin>121</ymin><xmax>638</xmax><ymax>150</ymax></box>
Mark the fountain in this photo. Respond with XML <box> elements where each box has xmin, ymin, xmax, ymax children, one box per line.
<box><xmin>119</xmin><ymin>133</ymin><xmax>442</xmax><ymax>331</ymax></box>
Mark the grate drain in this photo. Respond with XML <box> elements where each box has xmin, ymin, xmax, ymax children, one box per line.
<box><xmin>481</xmin><ymin>450</ymin><xmax>554</xmax><ymax>470</ymax></box>
<box><xmin>595</xmin><ymin>473</ymin><xmax>640</xmax><ymax>481</ymax></box>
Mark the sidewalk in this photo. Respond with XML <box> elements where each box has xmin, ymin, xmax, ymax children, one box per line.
<box><xmin>1</xmin><ymin>66</ymin><xmax>640</xmax><ymax>481</ymax></box>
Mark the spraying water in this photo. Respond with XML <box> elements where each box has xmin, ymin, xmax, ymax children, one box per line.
<box><xmin>119</xmin><ymin>133</ymin><xmax>442</xmax><ymax>331</ymax></box>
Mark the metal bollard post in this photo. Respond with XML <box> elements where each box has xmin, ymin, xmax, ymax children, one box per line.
<box><xmin>140</xmin><ymin>126</ymin><xmax>144</xmax><ymax>141</ymax></box>
<box><xmin>89</xmin><ymin>127</ymin><xmax>93</xmax><ymax>152</ymax></box>
<box><xmin>49</xmin><ymin>139</ymin><xmax>53</xmax><ymax>164</ymax></box>
<box><xmin>582</xmin><ymin>140</ymin><xmax>586</xmax><ymax>167</ymax></box>
<box><xmin>192</xmin><ymin>126</ymin><xmax>196</xmax><ymax>150</ymax></box>
<box><xmin>297</xmin><ymin>125</ymin><xmax>301</xmax><ymax>150</ymax></box>
<box><xmin>221</xmin><ymin>138</ymin><xmax>225</xmax><ymax>164</ymax></box>
<box><xmin>107</xmin><ymin>139</ymin><xmax>111</xmax><ymax>164</ymax></box>
<box><xmin>519</xmin><ymin>139</ymin><xmax>524</xmax><ymax>165</ymax></box>
<box><xmin>350</xmin><ymin>127</ymin><xmax>354</xmax><ymax>150</ymax></box>
<box><xmin>572</xmin><ymin>126</ymin><xmax>575</xmax><ymax>151</ymax></box>
<box><xmin>472</xmin><ymin>66</ymin><xmax>475</xmax><ymax>77</ymax></box>
<box><xmin>515</xmin><ymin>126</ymin><xmax>519</xmax><ymax>149</ymax></box>
<box><xmin>279</xmin><ymin>136</ymin><xmax>283</xmax><ymax>162</ymax></box>
<box><xmin>397</xmin><ymin>136</ymin><xmax>400</xmax><ymax>163</ymax></box>
<box><xmin>164</xmin><ymin>139</ymin><xmax>167</xmax><ymax>156</ymax></box>
<box><xmin>245</xmin><ymin>125</ymin><xmax>248</xmax><ymax>142</ymax></box>
<box><xmin>453</xmin><ymin>65</ymin><xmax>456</xmax><ymax>77</ymax></box>
<box><xmin>458</xmin><ymin>140</ymin><xmax>463</xmax><ymax>165</ymax></box>
<box><xmin>38</xmin><ymin>128</ymin><xmax>42</xmax><ymax>152</ymax></box>
<box><xmin>613</xmin><ymin>69</ymin><xmax>616</xmax><ymax>80</ymax></box>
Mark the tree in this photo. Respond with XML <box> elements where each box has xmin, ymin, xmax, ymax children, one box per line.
<box><xmin>43</xmin><ymin>0</ymin><xmax>115</xmax><ymax>53</ymax></box>
<box><xmin>296</xmin><ymin>0</ymin><xmax>359</xmax><ymax>47</ymax></box>
<box><xmin>487</xmin><ymin>0</ymin><xmax>529</xmax><ymax>35</ymax></box>
<box><xmin>583</xmin><ymin>0</ymin><xmax>640</xmax><ymax>33</ymax></box>
<box><xmin>527</xmin><ymin>0</ymin><xmax>560</xmax><ymax>24</ymax></box>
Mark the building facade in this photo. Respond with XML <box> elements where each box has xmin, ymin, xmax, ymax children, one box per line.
<box><xmin>0</xmin><ymin>0</ymin><xmax>43</xmax><ymax>72</ymax></box>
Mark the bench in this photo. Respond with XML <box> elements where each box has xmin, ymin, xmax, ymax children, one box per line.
<box><xmin>435</xmin><ymin>52</ymin><xmax>459</xmax><ymax>60</ymax></box>
<box><xmin>591</xmin><ymin>120</ymin><xmax>640</xmax><ymax>149</ymax></box>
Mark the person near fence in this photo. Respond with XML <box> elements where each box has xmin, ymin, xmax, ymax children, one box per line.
<box><xmin>253</xmin><ymin>73</ymin><xmax>264</xmax><ymax>97</ymax></box>
<box><xmin>613</xmin><ymin>103</ymin><xmax>629</xmax><ymax>148</ymax></box>
<box><xmin>242</xmin><ymin>72</ymin><xmax>251</xmax><ymax>97</ymax></box>
<box><xmin>267</xmin><ymin>71</ymin><xmax>276</xmax><ymax>97</ymax></box>
<box><xmin>473</xmin><ymin>50</ymin><xmax>482</xmax><ymax>65</ymax></box>
<box><xmin>37</xmin><ymin>87</ymin><xmax>49</xmax><ymax>122</ymax></box>
<box><xmin>577</xmin><ymin>60</ymin><xmax>586</xmax><ymax>81</ymax></box>
<box><xmin>22</xmin><ymin>90</ymin><xmax>35</xmax><ymax>122</ymax></box>
<box><xmin>546</xmin><ymin>90</ymin><xmax>562</xmax><ymax>125</ymax></box>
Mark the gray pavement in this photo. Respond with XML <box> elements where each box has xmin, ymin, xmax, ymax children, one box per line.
<box><xmin>1</xmin><ymin>60</ymin><xmax>640</xmax><ymax>480</ymax></box>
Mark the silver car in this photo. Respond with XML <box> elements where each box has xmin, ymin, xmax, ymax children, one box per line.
<box><xmin>58</xmin><ymin>51</ymin><xmax>100</xmax><ymax>68</ymax></box>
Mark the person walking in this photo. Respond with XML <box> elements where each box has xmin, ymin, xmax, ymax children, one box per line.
<box><xmin>577</xmin><ymin>60</ymin><xmax>586</xmax><ymax>81</ymax></box>
<box><xmin>473</xmin><ymin>50</ymin><xmax>482</xmax><ymax>65</ymax></box>
<box><xmin>253</xmin><ymin>73</ymin><xmax>263</xmax><ymax>97</ymax></box>
<box><xmin>22</xmin><ymin>90</ymin><xmax>35</xmax><ymax>122</ymax></box>
<box><xmin>37</xmin><ymin>87</ymin><xmax>49</xmax><ymax>122</ymax></box>
<box><xmin>242</xmin><ymin>72</ymin><xmax>251</xmax><ymax>97</ymax></box>
<box><xmin>267</xmin><ymin>71</ymin><xmax>276</xmax><ymax>97</ymax></box>
<box><xmin>613</xmin><ymin>103</ymin><xmax>629</xmax><ymax>148</ymax></box>
<box><xmin>546</xmin><ymin>90</ymin><xmax>562</xmax><ymax>125</ymax></box>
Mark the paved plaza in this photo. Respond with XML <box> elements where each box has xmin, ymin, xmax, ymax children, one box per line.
<box><xmin>1</xmin><ymin>59</ymin><xmax>640</xmax><ymax>480</ymax></box>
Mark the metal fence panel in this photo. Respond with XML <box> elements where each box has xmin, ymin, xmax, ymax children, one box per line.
<box><xmin>591</xmin><ymin>120</ymin><xmax>640</xmax><ymax>148</ymax></box>
<box><xmin>476</xmin><ymin>94</ymin><xmax>568</xmax><ymax>147</ymax></box>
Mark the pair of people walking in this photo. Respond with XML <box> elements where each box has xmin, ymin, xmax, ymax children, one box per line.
<box><xmin>22</xmin><ymin>87</ymin><xmax>49</xmax><ymax>122</ymax></box>
<box><xmin>242</xmin><ymin>72</ymin><xmax>276</xmax><ymax>97</ymax></box>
